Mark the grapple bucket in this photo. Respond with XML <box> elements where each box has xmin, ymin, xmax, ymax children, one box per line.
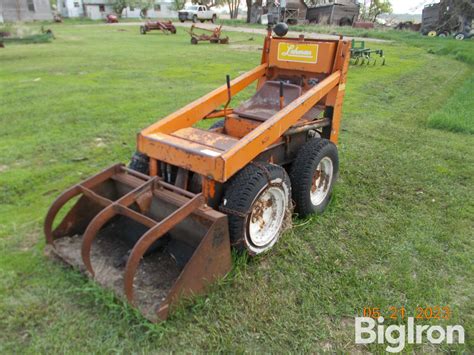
<box><xmin>44</xmin><ymin>164</ymin><xmax>231</xmax><ymax>322</ymax></box>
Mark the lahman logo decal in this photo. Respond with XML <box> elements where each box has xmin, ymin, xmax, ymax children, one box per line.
<box><xmin>277</xmin><ymin>43</ymin><xmax>318</xmax><ymax>63</ymax></box>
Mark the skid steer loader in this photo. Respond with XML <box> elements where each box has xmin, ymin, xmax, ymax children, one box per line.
<box><xmin>45</xmin><ymin>23</ymin><xmax>351</xmax><ymax>322</ymax></box>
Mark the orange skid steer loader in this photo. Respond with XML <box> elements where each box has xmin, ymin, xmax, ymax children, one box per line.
<box><xmin>44</xmin><ymin>24</ymin><xmax>350</xmax><ymax>322</ymax></box>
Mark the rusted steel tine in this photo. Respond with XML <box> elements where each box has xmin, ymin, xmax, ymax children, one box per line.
<box><xmin>44</xmin><ymin>185</ymin><xmax>82</xmax><ymax>244</ymax></box>
<box><xmin>44</xmin><ymin>164</ymin><xmax>122</xmax><ymax>245</ymax></box>
<box><xmin>81</xmin><ymin>164</ymin><xmax>123</xmax><ymax>189</ymax></box>
<box><xmin>123</xmin><ymin>193</ymin><xmax>206</xmax><ymax>304</ymax></box>
<box><xmin>81</xmin><ymin>206</ymin><xmax>117</xmax><ymax>275</ymax></box>
<box><xmin>81</xmin><ymin>177</ymin><xmax>158</xmax><ymax>275</ymax></box>
<box><xmin>79</xmin><ymin>186</ymin><xmax>113</xmax><ymax>207</ymax></box>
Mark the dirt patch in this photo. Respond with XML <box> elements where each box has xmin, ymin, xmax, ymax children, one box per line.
<box><xmin>0</xmin><ymin>164</ymin><xmax>8</xmax><ymax>173</ymax></box>
<box><xmin>49</xmin><ymin>230</ymin><xmax>181</xmax><ymax>322</ymax></box>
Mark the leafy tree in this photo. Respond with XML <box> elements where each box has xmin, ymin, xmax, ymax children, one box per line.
<box><xmin>170</xmin><ymin>0</ymin><xmax>186</xmax><ymax>11</ymax></box>
<box><xmin>113</xmin><ymin>0</ymin><xmax>128</xmax><ymax>17</ymax></box>
<box><xmin>367</xmin><ymin>0</ymin><xmax>392</xmax><ymax>22</ymax></box>
<box><xmin>191</xmin><ymin>0</ymin><xmax>224</xmax><ymax>8</ymax></box>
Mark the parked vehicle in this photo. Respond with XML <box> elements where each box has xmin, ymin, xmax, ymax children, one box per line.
<box><xmin>178</xmin><ymin>5</ymin><xmax>217</xmax><ymax>23</ymax></box>
<box><xmin>44</xmin><ymin>23</ymin><xmax>351</xmax><ymax>322</ymax></box>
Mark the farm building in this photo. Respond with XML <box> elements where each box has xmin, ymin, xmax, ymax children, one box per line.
<box><xmin>0</xmin><ymin>0</ymin><xmax>52</xmax><ymax>22</ymax></box>
<box><xmin>306</xmin><ymin>0</ymin><xmax>360</xmax><ymax>26</ymax></box>
<box><xmin>250</xmin><ymin>0</ymin><xmax>307</xmax><ymax>24</ymax></box>
<box><xmin>57</xmin><ymin>0</ymin><xmax>175</xmax><ymax>20</ymax></box>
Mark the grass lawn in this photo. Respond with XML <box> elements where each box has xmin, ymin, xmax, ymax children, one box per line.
<box><xmin>0</xmin><ymin>23</ymin><xmax>473</xmax><ymax>352</ymax></box>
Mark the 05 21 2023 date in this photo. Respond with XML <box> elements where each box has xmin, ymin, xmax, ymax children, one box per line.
<box><xmin>362</xmin><ymin>306</ymin><xmax>451</xmax><ymax>320</ymax></box>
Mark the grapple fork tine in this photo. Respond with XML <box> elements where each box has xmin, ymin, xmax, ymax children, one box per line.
<box><xmin>44</xmin><ymin>185</ymin><xmax>82</xmax><ymax>244</ymax></box>
<box><xmin>81</xmin><ymin>206</ymin><xmax>118</xmax><ymax>275</ymax></box>
<box><xmin>123</xmin><ymin>193</ymin><xmax>205</xmax><ymax>304</ymax></box>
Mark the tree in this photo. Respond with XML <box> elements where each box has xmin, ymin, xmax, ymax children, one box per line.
<box><xmin>113</xmin><ymin>0</ymin><xmax>128</xmax><ymax>17</ymax></box>
<box><xmin>191</xmin><ymin>0</ymin><xmax>224</xmax><ymax>9</ymax></box>
<box><xmin>367</xmin><ymin>0</ymin><xmax>392</xmax><ymax>22</ymax></box>
<box><xmin>246</xmin><ymin>0</ymin><xmax>262</xmax><ymax>23</ymax></box>
<box><xmin>226</xmin><ymin>0</ymin><xmax>240</xmax><ymax>19</ymax></box>
<box><xmin>170</xmin><ymin>0</ymin><xmax>186</xmax><ymax>11</ymax></box>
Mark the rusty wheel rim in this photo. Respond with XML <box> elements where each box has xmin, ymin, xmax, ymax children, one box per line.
<box><xmin>310</xmin><ymin>157</ymin><xmax>333</xmax><ymax>206</ymax></box>
<box><xmin>247</xmin><ymin>186</ymin><xmax>287</xmax><ymax>250</ymax></box>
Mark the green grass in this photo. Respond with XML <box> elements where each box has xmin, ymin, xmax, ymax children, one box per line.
<box><xmin>0</xmin><ymin>23</ymin><xmax>473</xmax><ymax>352</ymax></box>
<box><xmin>427</xmin><ymin>75</ymin><xmax>474</xmax><ymax>134</ymax></box>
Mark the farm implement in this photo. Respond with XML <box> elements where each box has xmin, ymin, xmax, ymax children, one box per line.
<box><xmin>350</xmin><ymin>39</ymin><xmax>385</xmax><ymax>65</ymax></box>
<box><xmin>140</xmin><ymin>21</ymin><xmax>177</xmax><ymax>35</ymax></box>
<box><xmin>45</xmin><ymin>24</ymin><xmax>350</xmax><ymax>322</ymax></box>
<box><xmin>186</xmin><ymin>24</ymin><xmax>229</xmax><ymax>44</ymax></box>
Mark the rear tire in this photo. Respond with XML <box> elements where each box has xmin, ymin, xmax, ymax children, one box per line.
<box><xmin>211</xmin><ymin>14</ymin><xmax>216</xmax><ymax>23</ymax></box>
<box><xmin>140</xmin><ymin>26</ymin><xmax>147</xmax><ymax>35</ymax></box>
<box><xmin>290</xmin><ymin>138</ymin><xmax>338</xmax><ymax>217</ymax></box>
<box><xmin>129</xmin><ymin>152</ymin><xmax>149</xmax><ymax>175</ymax></box>
<box><xmin>221</xmin><ymin>163</ymin><xmax>291</xmax><ymax>255</ymax></box>
<box><xmin>192</xmin><ymin>15</ymin><xmax>198</xmax><ymax>23</ymax></box>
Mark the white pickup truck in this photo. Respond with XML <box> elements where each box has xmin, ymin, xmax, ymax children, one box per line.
<box><xmin>178</xmin><ymin>5</ymin><xmax>217</xmax><ymax>23</ymax></box>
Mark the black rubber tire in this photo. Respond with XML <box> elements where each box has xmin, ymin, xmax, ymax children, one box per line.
<box><xmin>140</xmin><ymin>26</ymin><xmax>146</xmax><ymax>35</ymax></box>
<box><xmin>211</xmin><ymin>15</ymin><xmax>216</xmax><ymax>23</ymax></box>
<box><xmin>128</xmin><ymin>152</ymin><xmax>149</xmax><ymax>175</ymax></box>
<box><xmin>191</xmin><ymin>37</ymin><xmax>198</xmax><ymax>45</ymax></box>
<box><xmin>192</xmin><ymin>15</ymin><xmax>198</xmax><ymax>23</ymax></box>
<box><xmin>220</xmin><ymin>163</ymin><xmax>291</xmax><ymax>255</ymax></box>
<box><xmin>290</xmin><ymin>138</ymin><xmax>339</xmax><ymax>218</ymax></box>
<box><xmin>200</xmin><ymin>20</ymin><xmax>205</xmax><ymax>23</ymax></box>
<box><xmin>180</xmin><ymin>19</ymin><xmax>185</xmax><ymax>23</ymax></box>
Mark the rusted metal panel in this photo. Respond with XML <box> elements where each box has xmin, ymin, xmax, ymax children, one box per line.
<box><xmin>171</xmin><ymin>127</ymin><xmax>238</xmax><ymax>151</ymax></box>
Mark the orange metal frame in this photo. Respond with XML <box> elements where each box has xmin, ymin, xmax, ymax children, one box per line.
<box><xmin>137</xmin><ymin>32</ymin><xmax>350</xmax><ymax>186</ymax></box>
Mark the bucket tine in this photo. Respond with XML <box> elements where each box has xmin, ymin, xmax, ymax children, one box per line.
<box><xmin>81</xmin><ymin>178</ymin><xmax>158</xmax><ymax>276</ymax></box>
<box><xmin>123</xmin><ymin>193</ymin><xmax>205</xmax><ymax>304</ymax></box>
<box><xmin>81</xmin><ymin>205</ymin><xmax>118</xmax><ymax>275</ymax></box>
<box><xmin>44</xmin><ymin>185</ymin><xmax>82</xmax><ymax>244</ymax></box>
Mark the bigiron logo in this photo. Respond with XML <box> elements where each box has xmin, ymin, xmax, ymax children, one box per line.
<box><xmin>355</xmin><ymin>317</ymin><xmax>465</xmax><ymax>352</ymax></box>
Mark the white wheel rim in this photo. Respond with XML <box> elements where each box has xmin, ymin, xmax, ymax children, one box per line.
<box><xmin>247</xmin><ymin>185</ymin><xmax>287</xmax><ymax>249</ymax></box>
<box><xmin>310</xmin><ymin>157</ymin><xmax>334</xmax><ymax>206</ymax></box>
<box><xmin>455</xmin><ymin>34</ymin><xmax>464</xmax><ymax>40</ymax></box>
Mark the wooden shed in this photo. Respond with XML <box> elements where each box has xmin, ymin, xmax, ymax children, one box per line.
<box><xmin>306</xmin><ymin>0</ymin><xmax>360</xmax><ymax>26</ymax></box>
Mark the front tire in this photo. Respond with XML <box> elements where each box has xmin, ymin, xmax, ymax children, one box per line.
<box><xmin>290</xmin><ymin>138</ymin><xmax>339</xmax><ymax>217</ymax></box>
<box><xmin>221</xmin><ymin>163</ymin><xmax>291</xmax><ymax>255</ymax></box>
<box><xmin>140</xmin><ymin>26</ymin><xmax>147</xmax><ymax>35</ymax></box>
<box><xmin>129</xmin><ymin>152</ymin><xmax>149</xmax><ymax>175</ymax></box>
